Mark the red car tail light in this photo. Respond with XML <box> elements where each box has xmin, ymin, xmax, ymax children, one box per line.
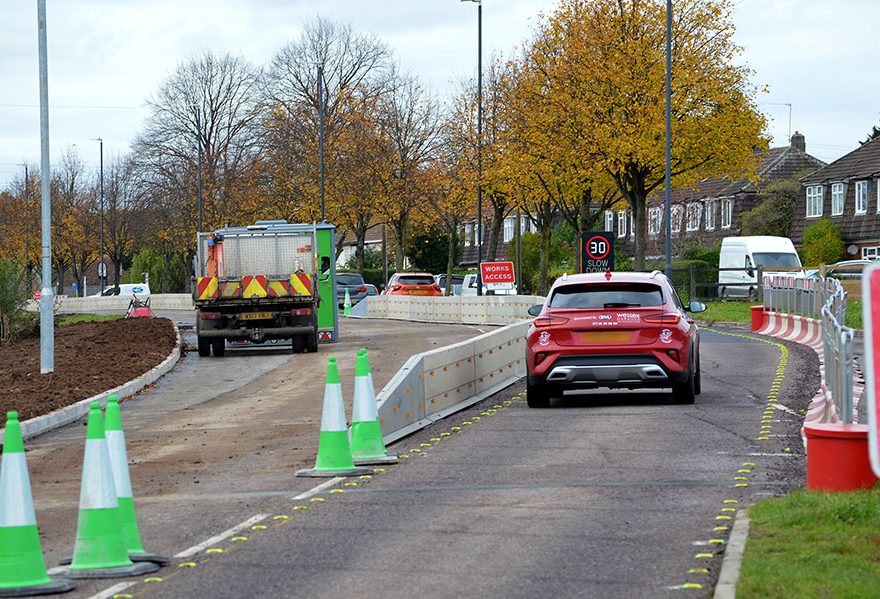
<box><xmin>642</xmin><ymin>313</ymin><xmax>681</xmax><ymax>324</ymax></box>
<box><xmin>533</xmin><ymin>315</ymin><xmax>569</xmax><ymax>328</ymax></box>
<box><xmin>667</xmin><ymin>349</ymin><xmax>681</xmax><ymax>363</ymax></box>
<box><xmin>391</xmin><ymin>285</ymin><xmax>402</xmax><ymax>292</ymax></box>
<box><xmin>291</xmin><ymin>308</ymin><xmax>312</xmax><ymax>316</ymax></box>
<box><xmin>535</xmin><ymin>352</ymin><xmax>548</xmax><ymax>365</ymax></box>
<box><xmin>356</xmin><ymin>286</ymin><xmax>367</xmax><ymax>293</ymax></box>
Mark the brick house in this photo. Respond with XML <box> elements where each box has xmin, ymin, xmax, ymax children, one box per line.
<box><xmin>611</xmin><ymin>132</ymin><xmax>825</xmax><ymax>259</ymax></box>
<box><xmin>791</xmin><ymin>136</ymin><xmax>880</xmax><ymax>259</ymax></box>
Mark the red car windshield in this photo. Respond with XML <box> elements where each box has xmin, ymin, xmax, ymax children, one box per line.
<box><xmin>548</xmin><ymin>283</ymin><xmax>664</xmax><ymax>309</ymax></box>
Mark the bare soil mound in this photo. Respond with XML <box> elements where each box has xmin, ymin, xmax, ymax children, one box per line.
<box><xmin>0</xmin><ymin>318</ymin><xmax>177</xmax><ymax>422</ymax></box>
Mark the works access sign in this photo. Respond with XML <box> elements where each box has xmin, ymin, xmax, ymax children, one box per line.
<box><xmin>863</xmin><ymin>263</ymin><xmax>880</xmax><ymax>478</ymax></box>
<box><xmin>480</xmin><ymin>261</ymin><xmax>516</xmax><ymax>291</ymax></box>
<box><xmin>581</xmin><ymin>232</ymin><xmax>614</xmax><ymax>273</ymax></box>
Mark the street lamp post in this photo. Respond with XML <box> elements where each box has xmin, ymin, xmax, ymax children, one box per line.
<box><xmin>94</xmin><ymin>137</ymin><xmax>105</xmax><ymax>290</ymax></box>
<box><xmin>23</xmin><ymin>163</ymin><xmax>29</xmax><ymax>282</ymax></box>
<box><xmin>664</xmin><ymin>0</ymin><xmax>673</xmax><ymax>278</ymax></box>
<box><xmin>37</xmin><ymin>0</ymin><xmax>55</xmax><ymax>373</ymax></box>
<box><xmin>318</xmin><ymin>65</ymin><xmax>326</xmax><ymax>222</ymax></box>
<box><xmin>194</xmin><ymin>105</ymin><xmax>204</xmax><ymax>232</ymax></box>
<box><xmin>462</xmin><ymin>0</ymin><xmax>483</xmax><ymax>296</ymax></box>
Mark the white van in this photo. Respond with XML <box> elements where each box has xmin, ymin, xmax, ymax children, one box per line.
<box><xmin>718</xmin><ymin>236</ymin><xmax>803</xmax><ymax>298</ymax></box>
<box><xmin>93</xmin><ymin>283</ymin><xmax>151</xmax><ymax>297</ymax></box>
<box><xmin>461</xmin><ymin>273</ymin><xmax>518</xmax><ymax>296</ymax></box>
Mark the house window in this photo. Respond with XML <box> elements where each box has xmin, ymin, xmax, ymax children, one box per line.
<box><xmin>704</xmin><ymin>199</ymin><xmax>717</xmax><ymax>230</ymax></box>
<box><xmin>464</xmin><ymin>223</ymin><xmax>473</xmax><ymax>247</ymax></box>
<box><xmin>617</xmin><ymin>210</ymin><xmax>627</xmax><ymax>238</ymax></box>
<box><xmin>648</xmin><ymin>207</ymin><xmax>662</xmax><ymax>237</ymax></box>
<box><xmin>831</xmin><ymin>183</ymin><xmax>845</xmax><ymax>216</ymax></box>
<box><xmin>604</xmin><ymin>211</ymin><xmax>615</xmax><ymax>233</ymax></box>
<box><xmin>863</xmin><ymin>246</ymin><xmax>880</xmax><ymax>260</ymax></box>
<box><xmin>686</xmin><ymin>203</ymin><xmax>702</xmax><ymax>231</ymax></box>
<box><xmin>721</xmin><ymin>198</ymin><xmax>734</xmax><ymax>229</ymax></box>
<box><xmin>806</xmin><ymin>185</ymin><xmax>824</xmax><ymax>217</ymax></box>
<box><xmin>671</xmin><ymin>205</ymin><xmax>684</xmax><ymax>236</ymax></box>
<box><xmin>855</xmin><ymin>181</ymin><xmax>868</xmax><ymax>215</ymax></box>
<box><xmin>503</xmin><ymin>217</ymin><xmax>515</xmax><ymax>243</ymax></box>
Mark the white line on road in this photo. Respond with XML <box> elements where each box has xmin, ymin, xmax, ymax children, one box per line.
<box><xmin>87</xmin><ymin>582</ymin><xmax>136</xmax><ymax>599</ymax></box>
<box><xmin>292</xmin><ymin>477</ymin><xmax>344</xmax><ymax>500</ymax></box>
<box><xmin>174</xmin><ymin>513</ymin><xmax>270</xmax><ymax>558</ymax></box>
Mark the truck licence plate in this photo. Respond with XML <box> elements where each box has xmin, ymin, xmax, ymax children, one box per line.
<box><xmin>240</xmin><ymin>312</ymin><xmax>273</xmax><ymax>321</ymax></box>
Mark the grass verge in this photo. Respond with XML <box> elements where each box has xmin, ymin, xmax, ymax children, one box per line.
<box><xmin>738</xmin><ymin>488</ymin><xmax>880</xmax><ymax>598</ymax></box>
<box><xmin>57</xmin><ymin>314</ymin><xmax>123</xmax><ymax>326</ymax></box>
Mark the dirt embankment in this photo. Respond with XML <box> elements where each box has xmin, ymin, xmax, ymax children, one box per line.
<box><xmin>0</xmin><ymin>318</ymin><xmax>177</xmax><ymax>422</ymax></box>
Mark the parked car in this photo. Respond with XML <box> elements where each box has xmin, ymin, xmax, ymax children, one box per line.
<box><xmin>461</xmin><ymin>273</ymin><xmax>518</xmax><ymax>296</ymax></box>
<box><xmin>525</xmin><ymin>271</ymin><xmax>706</xmax><ymax>408</ymax></box>
<box><xmin>805</xmin><ymin>259</ymin><xmax>874</xmax><ymax>280</ymax></box>
<box><xmin>92</xmin><ymin>283</ymin><xmax>151</xmax><ymax>297</ymax></box>
<box><xmin>382</xmin><ymin>273</ymin><xmax>442</xmax><ymax>296</ymax></box>
<box><xmin>434</xmin><ymin>274</ymin><xmax>464</xmax><ymax>296</ymax></box>
<box><xmin>718</xmin><ymin>236</ymin><xmax>803</xmax><ymax>299</ymax></box>
<box><xmin>336</xmin><ymin>272</ymin><xmax>368</xmax><ymax>307</ymax></box>
<box><xmin>364</xmin><ymin>283</ymin><xmax>379</xmax><ymax>296</ymax></box>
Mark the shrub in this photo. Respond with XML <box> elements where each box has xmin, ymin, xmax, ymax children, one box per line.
<box><xmin>801</xmin><ymin>218</ymin><xmax>845</xmax><ymax>266</ymax></box>
<box><xmin>0</xmin><ymin>260</ymin><xmax>29</xmax><ymax>343</ymax></box>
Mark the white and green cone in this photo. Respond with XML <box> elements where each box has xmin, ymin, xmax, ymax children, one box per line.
<box><xmin>296</xmin><ymin>357</ymin><xmax>372</xmax><ymax>478</ymax></box>
<box><xmin>350</xmin><ymin>348</ymin><xmax>398</xmax><ymax>465</ymax></box>
<box><xmin>0</xmin><ymin>411</ymin><xmax>75</xmax><ymax>595</ymax></box>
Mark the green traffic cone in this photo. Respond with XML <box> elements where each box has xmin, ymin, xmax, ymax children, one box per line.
<box><xmin>296</xmin><ymin>357</ymin><xmax>373</xmax><ymax>478</ymax></box>
<box><xmin>343</xmin><ymin>289</ymin><xmax>352</xmax><ymax>317</ymax></box>
<box><xmin>104</xmin><ymin>396</ymin><xmax>169</xmax><ymax>566</ymax></box>
<box><xmin>0</xmin><ymin>412</ymin><xmax>75</xmax><ymax>596</ymax></box>
<box><xmin>351</xmin><ymin>348</ymin><xmax>398</xmax><ymax>465</ymax></box>
<box><xmin>50</xmin><ymin>404</ymin><xmax>159</xmax><ymax>579</ymax></box>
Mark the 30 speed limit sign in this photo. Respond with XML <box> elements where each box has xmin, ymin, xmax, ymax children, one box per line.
<box><xmin>580</xmin><ymin>232</ymin><xmax>614</xmax><ymax>273</ymax></box>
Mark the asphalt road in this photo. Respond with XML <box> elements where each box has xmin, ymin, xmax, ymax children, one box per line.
<box><xmin>47</xmin><ymin>326</ymin><xmax>819</xmax><ymax>599</ymax></box>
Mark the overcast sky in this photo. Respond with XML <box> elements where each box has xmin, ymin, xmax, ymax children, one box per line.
<box><xmin>1</xmin><ymin>0</ymin><xmax>877</xmax><ymax>188</ymax></box>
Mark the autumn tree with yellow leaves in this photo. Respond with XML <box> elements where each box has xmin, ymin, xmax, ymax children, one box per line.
<box><xmin>525</xmin><ymin>0</ymin><xmax>766</xmax><ymax>269</ymax></box>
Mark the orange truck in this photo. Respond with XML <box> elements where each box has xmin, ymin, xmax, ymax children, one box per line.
<box><xmin>193</xmin><ymin>220</ymin><xmax>325</xmax><ymax>357</ymax></box>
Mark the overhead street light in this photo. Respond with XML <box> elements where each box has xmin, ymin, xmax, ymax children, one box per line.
<box><xmin>93</xmin><ymin>137</ymin><xmax>105</xmax><ymax>291</ymax></box>
<box><xmin>461</xmin><ymin>0</ymin><xmax>483</xmax><ymax>296</ymax></box>
<box><xmin>37</xmin><ymin>0</ymin><xmax>55</xmax><ymax>373</ymax></box>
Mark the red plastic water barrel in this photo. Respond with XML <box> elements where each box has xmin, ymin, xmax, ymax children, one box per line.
<box><xmin>750</xmin><ymin>305</ymin><xmax>765</xmax><ymax>332</ymax></box>
<box><xmin>804</xmin><ymin>423</ymin><xmax>879</xmax><ymax>491</ymax></box>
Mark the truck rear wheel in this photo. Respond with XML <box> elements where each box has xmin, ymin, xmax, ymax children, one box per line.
<box><xmin>211</xmin><ymin>338</ymin><xmax>226</xmax><ymax>357</ymax></box>
<box><xmin>197</xmin><ymin>336</ymin><xmax>211</xmax><ymax>357</ymax></box>
<box><xmin>292</xmin><ymin>335</ymin><xmax>306</xmax><ymax>354</ymax></box>
<box><xmin>306</xmin><ymin>331</ymin><xmax>318</xmax><ymax>353</ymax></box>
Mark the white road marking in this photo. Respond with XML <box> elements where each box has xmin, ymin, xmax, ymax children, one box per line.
<box><xmin>174</xmin><ymin>513</ymin><xmax>270</xmax><ymax>558</ymax></box>
<box><xmin>87</xmin><ymin>581</ymin><xmax>136</xmax><ymax>599</ymax></box>
<box><xmin>292</xmin><ymin>477</ymin><xmax>344</xmax><ymax>500</ymax></box>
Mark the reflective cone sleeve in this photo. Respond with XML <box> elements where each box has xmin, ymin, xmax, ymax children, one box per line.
<box><xmin>0</xmin><ymin>411</ymin><xmax>55</xmax><ymax>589</ymax></box>
<box><xmin>313</xmin><ymin>357</ymin><xmax>357</xmax><ymax>471</ymax></box>
<box><xmin>343</xmin><ymin>289</ymin><xmax>351</xmax><ymax>316</ymax></box>
<box><xmin>70</xmin><ymin>403</ymin><xmax>134</xmax><ymax>570</ymax></box>
<box><xmin>350</xmin><ymin>349</ymin><xmax>389</xmax><ymax>459</ymax></box>
<box><xmin>104</xmin><ymin>396</ymin><xmax>146</xmax><ymax>555</ymax></box>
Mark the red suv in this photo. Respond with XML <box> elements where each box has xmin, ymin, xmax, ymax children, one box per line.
<box><xmin>525</xmin><ymin>271</ymin><xmax>706</xmax><ymax>408</ymax></box>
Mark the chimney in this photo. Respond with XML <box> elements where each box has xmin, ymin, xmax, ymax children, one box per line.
<box><xmin>791</xmin><ymin>131</ymin><xmax>805</xmax><ymax>152</ymax></box>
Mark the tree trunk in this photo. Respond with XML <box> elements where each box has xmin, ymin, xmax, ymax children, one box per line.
<box><xmin>355</xmin><ymin>227</ymin><xmax>367</xmax><ymax>273</ymax></box>
<box><xmin>445</xmin><ymin>229</ymin><xmax>456</xmax><ymax>296</ymax></box>
<box><xmin>630</xmin><ymin>192</ymin><xmax>647</xmax><ymax>271</ymax></box>
<box><xmin>486</xmin><ymin>204</ymin><xmax>506</xmax><ymax>262</ymax></box>
<box><xmin>539</xmin><ymin>220</ymin><xmax>552</xmax><ymax>296</ymax></box>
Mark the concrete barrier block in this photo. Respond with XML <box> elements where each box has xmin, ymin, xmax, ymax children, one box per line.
<box><xmin>377</xmin><ymin>355</ymin><xmax>427</xmax><ymax>435</ymax></box>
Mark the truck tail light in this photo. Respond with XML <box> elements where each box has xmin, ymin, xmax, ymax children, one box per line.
<box><xmin>200</xmin><ymin>312</ymin><xmax>222</xmax><ymax>320</ymax></box>
<box><xmin>533</xmin><ymin>315</ymin><xmax>569</xmax><ymax>328</ymax></box>
<box><xmin>291</xmin><ymin>308</ymin><xmax>312</xmax><ymax>316</ymax></box>
<box><xmin>643</xmin><ymin>313</ymin><xmax>681</xmax><ymax>324</ymax></box>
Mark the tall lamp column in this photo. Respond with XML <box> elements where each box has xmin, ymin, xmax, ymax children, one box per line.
<box><xmin>462</xmin><ymin>0</ymin><xmax>483</xmax><ymax>296</ymax></box>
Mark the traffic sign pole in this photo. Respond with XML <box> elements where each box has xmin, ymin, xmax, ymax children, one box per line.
<box><xmin>863</xmin><ymin>263</ymin><xmax>880</xmax><ymax>478</ymax></box>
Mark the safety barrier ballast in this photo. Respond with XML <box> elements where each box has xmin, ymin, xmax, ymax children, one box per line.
<box><xmin>350</xmin><ymin>294</ymin><xmax>543</xmax><ymax>325</ymax></box>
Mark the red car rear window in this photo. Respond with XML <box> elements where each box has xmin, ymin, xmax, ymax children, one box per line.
<box><xmin>398</xmin><ymin>276</ymin><xmax>434</xmax><ymax>285</ymax></box>
<box><xmin>549</xmin><ymin>283</ymin><xmax>664</xmax><ymax>309</ymax></box>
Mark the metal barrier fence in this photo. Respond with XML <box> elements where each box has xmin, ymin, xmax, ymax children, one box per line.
<box><xmin>764</xmin><ymin>275</ymin><xmax>856</xmax><ymax>423</ymax></box>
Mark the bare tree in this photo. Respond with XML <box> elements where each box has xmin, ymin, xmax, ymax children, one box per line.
<box><xmin>132</xmin><ymin>52</ymin><xmax>264</xmax><ymax>247</ymax></box>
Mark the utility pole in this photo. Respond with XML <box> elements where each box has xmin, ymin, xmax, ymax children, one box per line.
<box><xmin>37</xmin><ymin>0</ymin><xmax>54</xmax><ymax>373</ymax></box>
<box><xmin>664</xmin><ymin>0</ymin><xmax>673</xmax><ymax>278</ymax></box>
<box><xmin>24</xmin><ymin>164</ymin><xmax>29</xmax><ymax>283</ymax></box>
<box><xmin>95</xmin><ymin>137</ymin><xmax>105</xmax><ymax>290</ymax></box>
